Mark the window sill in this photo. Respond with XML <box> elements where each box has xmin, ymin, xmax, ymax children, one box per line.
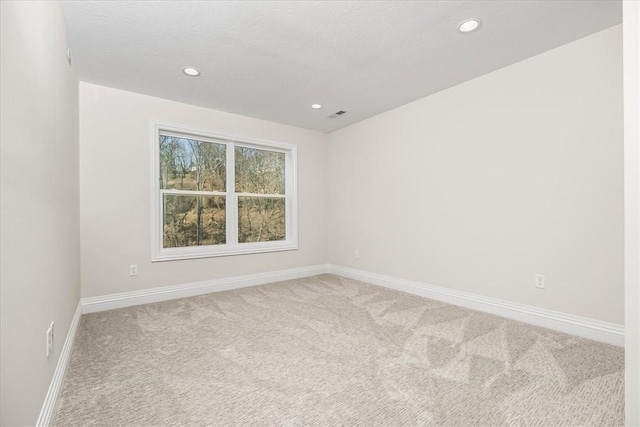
<box><xmin>151</xmin><ymin>241</ymin><xmax>298</xmax><ymax>262</ymax></box>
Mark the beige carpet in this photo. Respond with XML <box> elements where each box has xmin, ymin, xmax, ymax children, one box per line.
<box><xmin>54</xmin><ymin>274</ymin><xmax>624</xmax><ymax>426</ymax></box>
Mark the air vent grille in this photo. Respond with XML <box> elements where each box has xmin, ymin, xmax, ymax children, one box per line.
<box><xmin>329</xmin><ymin>110</ymin><xmax>347</xmax><ymax>119</ymax></box>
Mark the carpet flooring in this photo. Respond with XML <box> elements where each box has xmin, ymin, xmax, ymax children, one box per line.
<box><xmin>53</xmin><ymin>274</ymin><xmax>624</xmax><ymax>426</ymax></box>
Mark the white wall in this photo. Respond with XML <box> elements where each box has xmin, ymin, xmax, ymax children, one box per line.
<box><xmin>0</xmin><ymin>1</ymin><xmax>80</xmax><ymax>425</ymax></box>
<box><xmin>623</xmin><ymin>1</ymin><xmax>640</xmax><ymax>424</ymax></box>
<box><xmin>327</xmin><ymin>25</ymin><xmax>624</xmax><ymax>325</ymax></box>
<box><xmin>79</xmin><ymin>83</ymin><xmax>327</xmax><ymax>298</ymax></box>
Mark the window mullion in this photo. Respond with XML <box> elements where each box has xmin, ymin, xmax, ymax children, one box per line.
<box><xmin>235</xmin><ymin>192</ymin><xmax>286</xmax><ymax>198</ymax></box>
<box><xmin>226</xmin><ymin>142</ymin><xmax>238</xmax><ymax>245</ymax></box>
<box><xmin>161</xmin><ymin>189</ymin><xmax>226</xmax><ymax>197</ymax></box>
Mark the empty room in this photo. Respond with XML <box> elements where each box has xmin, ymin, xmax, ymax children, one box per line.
<box><xmin>2</xmin><ymin>0</ymin><xmax>640</xmax><ymax>426</ymax></box>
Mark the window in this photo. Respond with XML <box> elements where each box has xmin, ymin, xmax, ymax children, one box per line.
<box><xmin>152</xmin><ymin>124</ymin><xmax>297</xmax><ymax>261</ymax></box>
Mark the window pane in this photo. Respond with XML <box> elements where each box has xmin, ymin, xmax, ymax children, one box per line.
<box><xmin>235</xmin><ymin>146</ymin><xmax>285</xmax><ymax>194</ymax></box>
<box><xmin>163</xmin><ymin>195</ymin><xmax>226</xmax><ymax>248</ymax></box>
<box><xmin>238</xmin><ymin>197</ymin><xmax>285</xmax><ymax>243</ymax></box>
<box><xmin>160</xmin><ymin>135</ymin><xmax>226</xmax><ymax>192</ymax></box>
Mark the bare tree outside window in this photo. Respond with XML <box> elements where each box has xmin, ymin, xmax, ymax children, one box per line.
<box><xmin>235</xmin><ymin>146</ymin><xmax>286</xmax><ymax>243</ymax></box>
<box><xmin>159</xmin><ymin>135</ymin><xmax>226</xmax><ymax>247</ymax></box>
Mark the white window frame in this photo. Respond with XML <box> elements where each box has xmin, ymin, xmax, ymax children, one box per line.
<box><xmin>151</xmin><ymin>123</ymin><xmax>298</xmax><ymax>262</ymax></box>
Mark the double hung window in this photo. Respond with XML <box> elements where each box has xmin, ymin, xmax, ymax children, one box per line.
<box><xmin>152</xmin><ymin>125</ymin><xmax>297</xmax><ymax>261</ymax></box>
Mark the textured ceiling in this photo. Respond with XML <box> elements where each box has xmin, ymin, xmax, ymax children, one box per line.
<box><xmin>61</xmin><ymin>1</ymin><xmax>621</xmax><ymax>133</ymax></box>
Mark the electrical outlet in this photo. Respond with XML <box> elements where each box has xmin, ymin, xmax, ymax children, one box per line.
<box><xmin>129</xmin><ymin>264</ymin><xmax>138</xmax><ymax>276</ymax></box>
<box><xmin>46</xmin><ymin>322</ymin><xmax>54</xmax><ymax>357</ymax></box>
<box><xmin>354</xmin><ymin>249</ymin><xmax>360</xmax><ymax>259</ymax></box>
<box><xmin>535</xmin><ymin>274</ymin><xmax>545</xmax><ymax>289</ymax></box>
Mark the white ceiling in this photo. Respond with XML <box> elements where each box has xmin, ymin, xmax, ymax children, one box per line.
<box><xmin>61</xmin><ymin>1</ymin><xmax>621</xmax><ymax>133</ymax></box>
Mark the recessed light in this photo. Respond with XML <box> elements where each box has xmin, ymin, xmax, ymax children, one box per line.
<box><xmin>182</xmin><ymin>67</ymin><xmax>200</xmax><ymax>77</ymax></box>
<box><xmin>458</xmin><ymin>18</ymin><xmax>482</xmax><ymax>34</ymax></box>
<box><xmin>311</xmin><ymin>104</ymin><xmax>322</xmax><ymax>109</ymax></box>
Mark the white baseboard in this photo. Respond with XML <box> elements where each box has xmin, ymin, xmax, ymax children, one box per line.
<box><xmin>36</xmin><ymin>301</ymin><xmax>82</xmax><ymax>427</ymax></box>
<box><xmin>80</xmin><ymin>263</ymin><xmax>624</xmax><ymax>346</ymax></box>
<box><xmin>327</xmin><ymin>264</ymin><xmax>625</xmax><ymax>347</ymax></box>
<box><xmin>81</xmin><ymin>264</ymin><xmax>331</xmax><ymax>314</ymax></box>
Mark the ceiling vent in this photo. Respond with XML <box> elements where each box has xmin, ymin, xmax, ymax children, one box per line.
<box><xmin>329</xmin><ymin>110</ymin><xmax>347</xmax><ymax>119</ymax></box>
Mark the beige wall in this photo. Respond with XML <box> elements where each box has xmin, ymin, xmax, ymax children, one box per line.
<box><xmin>327</xmin><ymin>25</ymin><xmax>624</xmax><ymax>324</ymax></box>
<box><xmin>79</xmin><ymin>83</ymin><xmax>327</xmax><ymax>298</ymax></box>
<box><xmin>0</xmin><ymin>1</ymin><xmax>80</xmax><ymax>425</ymax></box>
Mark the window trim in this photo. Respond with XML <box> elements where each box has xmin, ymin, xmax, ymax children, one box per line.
<box><xmin>151</xmin><ymin>123</ymin><xmax>298</xmax><ymax>262</ymax></box>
